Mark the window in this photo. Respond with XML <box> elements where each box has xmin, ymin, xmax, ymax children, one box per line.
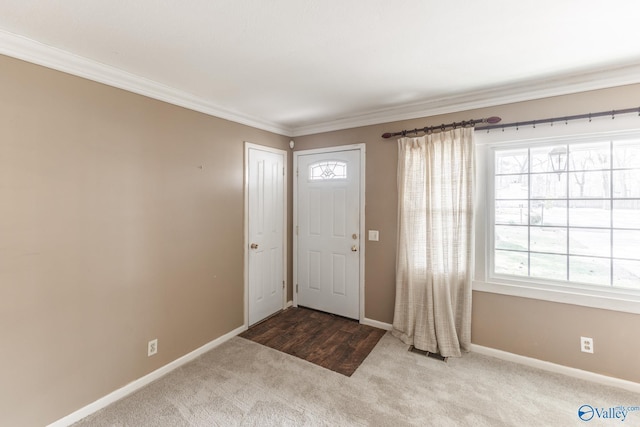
<box><xmin>491</xmin><ymin>137</ymin><xmax>640</xmax><ymax>290</ymax></box>
<box><xmin>308</xmin><ymin>160</ymin><xmax>347</xmax><ymax>180</ymax></box>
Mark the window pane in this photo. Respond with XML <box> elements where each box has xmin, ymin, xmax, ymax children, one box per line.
<box><xmin>495</xmin><ymin>201</ymin><xmax>529</xmax><ymax>225</ymax></box>
<box><xmin>309</xmin><ymin>161</ymin><xmax>347</xmax><ymax>180</ymax></box>
<box><xmin>494</xmin><ymin>138</ymin><xmax>640</xmax><ymax>291</ymax></box>
<box><xmin>569</xmin><ymin>256</ymin><xmax>611</xmax><ymax>286</ymax></box>
<box><xmin>613</xmin><ymin>200</ymin><xmax>640</xmax><ymax>229</ymax></box>
<box><xmin>568</xmin><ymin>171</ymin><xmax>610</xmax><ymax>199</ymax></box>
<box><xmin>530</xmin><ymin>227</ymin><xmax>566</xmax><ymax>254</ymax></box>
<box><xmin>530</xmin><ymin>253</ymin><xmax>566</xmax><ymax>281</ymax></box>
<box><xmin>495</xmin><ymin>149</ymin><xmax>528</xmax><ymax>174</ymax></box>
<box><xmin>530</xmin><ymin>200</ymin><xmax>566</xmax><ymax>226</ymax></box>
<box><xmin>495</xmin><ymin>175</ymin><xmax>528</xmax><ymax>200</ymax></box>
<box><xmin>531</xmin><ymin>173</ymin><xmax>567</xmax><ymax>199</ymax></box>
<box><xmin>531</xmin><ymin>145</ymin><xmax>566</xmax><ymax>173</ymax></box>
<box><xmin>495</xmin><ymin>250</ymin><xmax>528</xmax><ymax>276</ymax></box>
<box><xmin>495</xmin><ymin>225</ymin><xmax>528</xmax><ymax>251</ymax></box>
<box><xmin>612</xmin><ymin>139</ymin><xmax>640</xmax><ymax>169</ymax></box>
<box><xmin>569</xmin><ymin>228</ymin><xmax>610</xmax><ymax>257</ymax></box>
<box><xmin>612</xmin><ymin>169</ymin><xmax>640</xmax><ymax>198</ymax></box>
<box><xmin>613</xmin><ymin>260</ymin><xmax>640</xmax><ymax>289</ymax></box>
<box><xmin>613</xmin><ymin>230</ymin><xmax>640</xmax><ymax>260</ymax></box>
<box><xmin>568</xmin><ymin>200</ymin><xmax>610</xmax><ymax>228</ymax></box>
<box><xmin>568</xmin><ymin>142</ymin><xmax>610</xmax><ymax>171</ymax></box>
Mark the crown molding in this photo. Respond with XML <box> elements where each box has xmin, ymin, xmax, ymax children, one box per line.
<box><xmin>3</xmin><ymin>29</ymin><xmax>640</xmax><ymax>139</ymax></box>
<box><xmin>290</xmin><ymin>62</ymin><xmax>640</xmax><ymax>137</ymax></box>
<box><xmin>0</xmin><ymin>29</ymin><xmax>293</xmax><ymax>136</ymax></box>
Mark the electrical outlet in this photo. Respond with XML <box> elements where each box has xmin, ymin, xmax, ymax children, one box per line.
<box><xmin>580</xmin><ymin>336</ymin><xmax>593</xmax><ymax>354</ymax></box>
<box><xmin>148</xmin><ymin>339</ymin><xmax>158</xmax><ymax>357</ymax></box>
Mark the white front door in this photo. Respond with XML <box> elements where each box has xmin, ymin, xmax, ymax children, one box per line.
<box><xmin>295</xmin><ymin>147</ymin><xmax>362</xmax><ymax>319</ymax></box>
<box><xmin>247</xmin><ymin>144</ymin><xmax>285</xmax><ymax>326</ymax></box>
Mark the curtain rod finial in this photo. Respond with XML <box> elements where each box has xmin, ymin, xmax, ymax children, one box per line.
<box><xmin>381</xmin><ymin>133</ymin><xmax>394</xmax><ymax>139</ymax></box>
<box><xmin>486</xmin><ymin>116</ymin><xmax>502</xmax><ymax>124</ymax></box>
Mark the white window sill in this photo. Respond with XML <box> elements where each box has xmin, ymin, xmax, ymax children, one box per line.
<box><xmin>473</xmin><ymin>279</ymin><xmax>640</xmax><ymax>314</ymax></box>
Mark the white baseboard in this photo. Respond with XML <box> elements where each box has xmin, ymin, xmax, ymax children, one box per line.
<box><xmin>361</xmin><ymin>317</ymin><xmax>393</xmax><ymax>331</ymax></box>
<box><xmin>470</xmin><ymin>344</ymin><xmax>640</xmax><ymax>394</ymax></box>
<box><xmin>48</xmin><ymin>324</ymin><xmax>247</xmax><ymax>427</ymax></box>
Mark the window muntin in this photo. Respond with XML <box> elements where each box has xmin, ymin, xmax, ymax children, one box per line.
<box><xmin>308</xmin><ymin>161</ymin><xmax>347</xmax><ymax>180</ymax></box>
<box><xmin>492</xmin><ymin>138</ymin><xmax>640</xmax><ymax>291</ymax></box>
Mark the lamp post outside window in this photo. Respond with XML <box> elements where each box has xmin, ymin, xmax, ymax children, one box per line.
<box><xmin>548</xmin><ymin>146</ymin><xmax>567</xmax><ymax>180</ymax></box>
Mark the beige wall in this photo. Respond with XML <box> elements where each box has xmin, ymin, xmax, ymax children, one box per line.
<box><xmin>293</xmin><ymin>84</ymin><xmax>640</xmax><ymax>384</ymax></box>
<box><xmin>0</xmin><ymin>54</ymin><xmax>289</xmax><ymax>426</ymax></box>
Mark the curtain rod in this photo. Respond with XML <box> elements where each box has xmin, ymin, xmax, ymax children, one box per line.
<box><xmin>474</xmin><ymin>107</ymin><xmax>640</xmax><ymax>131</ymax></box>
<box><xmin>382</xmin><ymin>107</ymin><xmax>640</xmax><ymax>139</ymax></box>
<box><xmin>381</xmin><ymin>116</ymin><xmax>502</xmax><ymax>139</ymax></box>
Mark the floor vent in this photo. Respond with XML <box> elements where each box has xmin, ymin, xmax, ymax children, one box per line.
<box><xmin>408</xmin><ymin>345</ymin><xmax>448</xmax><ymax>362</ymax></box>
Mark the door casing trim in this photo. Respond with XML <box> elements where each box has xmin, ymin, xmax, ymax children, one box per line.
<box><xmin>244</xmin><ymin>142</ymin><xmax>288</xmax><ymax>328</ymax></box>
<box><xmin>293</xmin><ymin>143</ymin><xmax>366</xmax><ymax>321</ymax></box>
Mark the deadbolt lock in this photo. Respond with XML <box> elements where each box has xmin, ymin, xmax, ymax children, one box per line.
<box><xmin>352</xmin><ymin>233</ymin><xmax>358</xmax><ymax>240</ymax></box>
<box><xmin>250</xmin><ymin>243</ymin><xmax>259</xmax><ymax>249</ymax></box>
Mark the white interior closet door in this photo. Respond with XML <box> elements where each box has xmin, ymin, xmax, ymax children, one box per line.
<box><xmin>246</xmin><ymin>144</ymin><xmax>285</xmax><ymax>326</ymax></box>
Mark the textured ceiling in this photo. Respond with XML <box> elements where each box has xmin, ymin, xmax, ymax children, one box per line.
<box><xmin>1</xmin><ymin>0</ymin><xmax>640</xmax><ymax>136</ymax></box>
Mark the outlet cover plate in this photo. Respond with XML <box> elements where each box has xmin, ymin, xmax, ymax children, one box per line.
<box><xmin>148</xmin><ymin>339</ymin><xmax>158</xmax><ymax>357</ymax></box>
<box><xmin>580</xmin><ymin>336</ymin><xmax>593</xmax><ymax>354</ymax></box>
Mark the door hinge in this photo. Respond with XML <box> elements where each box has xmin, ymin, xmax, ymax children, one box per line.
<box><xmin>283</xmin><ymin>167</ymin><xmax>285</xmax><ymax>176</ymax></box>
<box><xmin>296</xmin><ymin>168</ymin><xmax>299</xmax><ymax>177</ymax></box>
<box><xmin>282</xmin><ymin>280</ymin><xmax>285</xmax><ymax>289</ymax></box>
<box><xmin>296</xmin><ymin>284</ymin><xmax>299</xmax><ymax>293</ymax></box>
<box><xmin>296</xmin><ymin>225</ymin><xmax>299</xmax><ymax>235</ymax></box>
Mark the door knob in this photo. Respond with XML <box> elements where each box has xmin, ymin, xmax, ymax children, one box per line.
<box><xmin>351</xmin><ymin>245</ymin><xmax>358</xmax><ymax>252</ymax></box>
<box><xmin>250</xmin><ymin>243</ymin><xmax>259</xmax><ymax>249</ymax></box>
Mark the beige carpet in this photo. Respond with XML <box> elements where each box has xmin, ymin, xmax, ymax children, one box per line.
<box><xmin>73</xmin><ymin>333</ymin><xmax>639</xmax><ymax>426</ymax></box>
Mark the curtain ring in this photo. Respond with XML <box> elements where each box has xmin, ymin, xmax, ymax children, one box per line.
<box><xmin>588</xmin><ymin>113</ymin><xmax>592</xmax><ymax>122</ymax></box>
<box><xmin>441</xmin><ymin>124</ymin><xmax>445</xmax><ymax>132</ymax></box>
<box><xmin>533</xmin><ymin>120</ymin><xmax>536</xmax><ymax>129</ymax></box>
<box><xmin>612</xmin><ymin>110</ymin><xmax>615</xmax><ymax>120</ymax></box>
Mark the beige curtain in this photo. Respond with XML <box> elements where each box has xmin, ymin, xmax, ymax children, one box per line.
<box><xmin>392</xmin><ymin>127</ymin><xmax>475</xmax><ymax>358</ymax></box>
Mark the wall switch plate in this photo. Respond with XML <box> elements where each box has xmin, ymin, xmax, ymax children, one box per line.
<box><xmin>580</xmin><ymin>336</ymin><xmax>593</xmax><ymax>354</ymax></box>
<box><xmin>368</xmin><ymin>230</ymin><xmax>379</xmax><ymax>241</ymax></box>
<box><xmin>148</xmin><ymin>339</ymin><xmax>158</xmax><ymax>357</ymax></box>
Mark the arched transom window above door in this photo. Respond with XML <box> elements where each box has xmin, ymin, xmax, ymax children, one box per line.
<box><xmin>309</xmin><ymin>160</ymin><xmax>347</xmax><ymax>180</ymax></box>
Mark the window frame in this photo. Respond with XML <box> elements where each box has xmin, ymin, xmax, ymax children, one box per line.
<box><xmin>473</xmin><ymin>118</ymin><xmax>640</xmax><ymax>314</ymax></box>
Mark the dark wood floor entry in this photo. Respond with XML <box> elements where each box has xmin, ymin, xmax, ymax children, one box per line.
<box><xmin>240</xmin><ymin>307</ymin><xmax>386</xmax><ymax>376</ymax></box>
